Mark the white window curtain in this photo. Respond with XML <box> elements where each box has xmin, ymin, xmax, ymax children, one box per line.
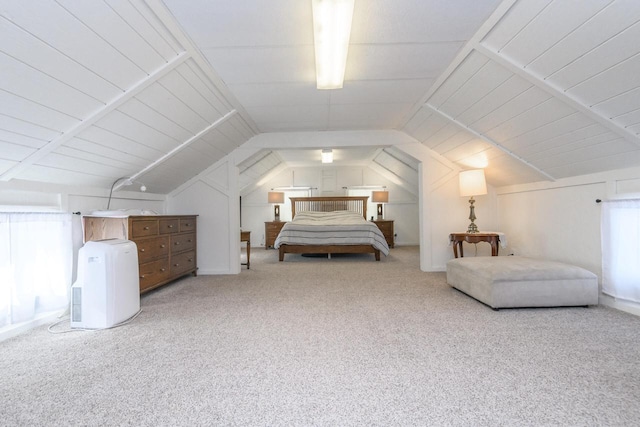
<box><xmin>601</xmin><ymin>199</ymin><xmax>640</xmax><ymax>303</ymax></box>
<box><xmin>0</xmin><ymin>213</ymin><xmax>73</xmax><ymax>328</ymax></box>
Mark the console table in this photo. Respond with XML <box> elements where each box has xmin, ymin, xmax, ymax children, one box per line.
<box><xmin>449</xmin><ymin>232</ymin><xmax>500</xmax><ymax>258</ymax></box>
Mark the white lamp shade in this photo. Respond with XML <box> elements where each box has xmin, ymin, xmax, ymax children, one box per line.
<box><xmin>371</xmin><ymin>191</ymin><xmax>389</xmax><ymax>203</ymax></box>
<box><xmin>459</xmin><ymin>169</ymin><xmax>487</xmax><ymax>197</ymax></box>
<box><xmin>268</xmin><ymin>191</ymin><xmax>285</xmax><ymax>204</ymax></box>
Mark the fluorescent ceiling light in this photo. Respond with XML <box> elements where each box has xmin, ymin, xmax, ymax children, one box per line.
<box><xmin>321</xmin><ymin>148</ymin><xmax>333</xmax><ymax>163</ymax></box>
<box><xmin>312</xmin><ymin>0</ymin><xmax>355</xmax><ymax>90</ymax></box>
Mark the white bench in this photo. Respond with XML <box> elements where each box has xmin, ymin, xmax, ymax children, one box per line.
<box><xmin>446</xmin><ymin>256</ymin><xmax>599</xmax><ymax>310</ymax></box>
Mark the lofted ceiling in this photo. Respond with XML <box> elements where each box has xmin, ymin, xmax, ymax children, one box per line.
<box><xmin>1</xmin><ymin>0</ymin><xmax>640</xmax><ymax>195</ymax></box>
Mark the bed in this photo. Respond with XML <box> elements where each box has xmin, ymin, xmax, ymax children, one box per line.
<box><xmin>274</xmin><ymin>196</ymin><xmax>390</xmax><ymax>261</ymax></box>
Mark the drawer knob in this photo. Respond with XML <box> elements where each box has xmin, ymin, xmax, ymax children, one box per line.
<box><xmin>175</xmin><ymin>242</ymin><xmax>180</xmax><ymax>245</ymax></box>
<box><xmin>140</xmin><ymin>275</ymin><xmax>145</xmax><ymax>279</ymax></box>
<box><xmin>160</xmin><ymin>268</ymin><xmax>166</xmax><ymax>272</ymax></box>
<box><xmin>161</xmin><ymin>244</ymin><xmax>166</xmax><ymax>248</ymax></box>
<box><xmin>144</xmin><ymin>226</ymin><xmax>149</xmax><ymax>230</ymax></box>
<box><xmin>188</xmin><ymin>258</ymin><xmax>193</xmax><ymax>262</ymax></box>
<box><xmin>187</xmin><ymin>239</ymin><xmax>192</xmax><ymax>243</ymax></box>
<box><xmin>174</xmin><ymin>263</ymin><xmax>179</xmax><ymax>267</ymax></box>
<box><xmin>168</xmin><ymin>225</ymin><xmax>173</xmax><ymax>228</ymax></box>
<box><xmin>140</xmin><ymin>248</ymin><xmax>145</xmax><ymax>252</ymax></box>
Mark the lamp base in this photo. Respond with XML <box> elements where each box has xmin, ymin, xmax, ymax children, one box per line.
<box><xmin>274</xmin><ymin>204</ymin><xmax>280</xmax><ymax>222</ymax></box>
<box><xmin>466</xmin><ymin>196</ymin><xmax>479</xmax><ymax>233</ymax></box>
<box><xmin>377</xmin><ymin>203</ymin><xmax>383</xmax><ymax>220</ymax></box>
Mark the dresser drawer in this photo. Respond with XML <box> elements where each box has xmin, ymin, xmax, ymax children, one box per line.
<box><xmin>139</xmin><ymin>259</ymin><xmax>170</xmax><ymax>292</ymax></box>
<box><xmin>180</xmin><ymin>218</ymin><xmax>196</xmax><ymax>233</ymax></box>
<box><xmin>137</xmin><ymin>236</ymin><xmax>170</xmax><ymax>263</ymax></box>
<box><xmin>171</xmin><ymin>232</ymin><xmax>196</xmax><ymax>254</ymax></box>
<box><xmin>266</xmin><ymin>222</ymin><xmax>286</xmax><ymax>232</ymax></box>
<box><xmin>159</xmin><ymin>218</ymin><xmax>180</xmax><ymax>234</ymax></box>
<box><xmin>132</xmin><ymin>220</ymin><xmax>158</xmax><ymax>238</ymax></box>
<box><xmin>171</xmin><ymin>250</ymin><xmax>196</xmax><ymax>276</ymax></box>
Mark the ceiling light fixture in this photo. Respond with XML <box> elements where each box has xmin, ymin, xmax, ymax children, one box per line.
<box><xmin>321</xmin><ymin>148</ymin><xmax>333</xmax><ymax>163</ymax></box>
<box><xmin>312</xmin><ymin>0</ymin><xmax>355</xmax><ymax>89</ymax></box>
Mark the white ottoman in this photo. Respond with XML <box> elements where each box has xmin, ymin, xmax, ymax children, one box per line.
<box><xmin>446</xmin><ymin>256</ymin><xmax>599</xmax><ymax>309</ymax></box>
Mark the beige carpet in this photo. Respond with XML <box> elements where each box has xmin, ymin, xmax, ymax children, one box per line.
<box><xmin>1</xmin><ymin>247</ymin><xmax>639</xmax><ymax>426</ymax></box>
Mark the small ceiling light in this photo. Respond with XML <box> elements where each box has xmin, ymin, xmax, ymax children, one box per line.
<box><xmin>312</xmin><ymin>0</ymin><xmax>355</xmax><ymax>89</ymax></box>
<box><xmin>321</xmin><ymin>148</ymin><xmax>333</xmax><ymax>163</ymax></box>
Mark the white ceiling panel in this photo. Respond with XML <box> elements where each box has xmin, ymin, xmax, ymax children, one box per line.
<box><xmin>163</xmin><ymin>0</ymin><xmax>312</xmax><ymax>48</ymax></box>
<box><xmin>493</xmin><ymin>1</ymin><xmax>611</xmax><ymax>67</ymax></box>
<box><xmin>329</xmin><ymin>103</ymin><xmax>413</xmax><ymax>129</ymax></box>
<box><xmin>0</xmin><ymin>129</ymin><xmax>48</xmax><ymax>150</ymax></box>
<box><xmin>352</xmin><ymin>0</ymin><xmax>502</xmax><ymax>44</ymax></box>
<box><xmin>2</xmin><ymin>1</ymin><xmax>147</xmax><ymax>90</ymax></box>
<box><xmin>0</xmin><ymin>141</ymin><xmax>35</xmax><ymax>161</ymax></box>
<box><xmin>346</xmin><ymin>43</ymin><xmax>463</xmax><ymax>81</ymax></box>
<box><xmin>201</xmin><ymin>46</ymin><xmax>316</xmax><ymax>85</ymax></box>
<box><xmin>228</xmin><ymin>83</ymin><xmax>329</xmax><ymax>108</ymax></box>
<box><xmin>135</xmin><ymin>83</ymin><xmax>210</xmax><ymax>134</ymax></box>
<box><xmin>76</xmin><ymin>126</ymin><xmax>164</xmax><ymax>161</ymax></box>
<box><xmin>331</xmin><ymin>80</ymin><xmax>433</xmax><ymax>106</ymax></box>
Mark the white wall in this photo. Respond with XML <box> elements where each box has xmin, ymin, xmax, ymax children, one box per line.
<box><xmin>167</xmin><ymin>159</ymin><xmax>240</xmax><ymax>275</ymax></box>
<box><xmin>496</xmin><ymin>165</ymin><xmax>640</xmax><ymax>315</ymax></box>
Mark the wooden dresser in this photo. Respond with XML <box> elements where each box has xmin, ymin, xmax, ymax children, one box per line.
<box><xmin>83</xmin><ymin>215</ymin><xmax>197</xmax><ymax>293</ymax></box>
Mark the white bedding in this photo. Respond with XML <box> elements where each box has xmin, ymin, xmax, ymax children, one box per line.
<box><xmin>274</xmin><ymin>210</ymin><xmax>390</xmax><ymax>255</ymax></box>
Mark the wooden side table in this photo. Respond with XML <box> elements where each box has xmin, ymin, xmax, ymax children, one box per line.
<box><xmin>449</xmin><ymin>232</ymin><xmax>500</xmax><ymax>258</ymax></box>
<box><xmin>372</xmin><ymin>219</ymin><xmax>394</xmax><ymax>248</ymax></box>
<box><xmin>241</xmin><ymin>230</ymin><xmax>251</xmax><ymax>269</ymax></box>
<box><xmin>265</xmin><ymin>221</ymin><xmax>287</xmax><ymax>249</ymax></box>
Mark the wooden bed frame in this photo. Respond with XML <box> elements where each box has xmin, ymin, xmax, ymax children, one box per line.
<box><xmin>278</xmin><ymin>196</ymin><xmax>381</xmax><ymax>261</ymax></box>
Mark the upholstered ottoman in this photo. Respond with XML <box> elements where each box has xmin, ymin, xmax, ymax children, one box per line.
<box><xmin>446</xmin><ymin>256</ymin><xmax>599</xmax><ymax>309</ymax></box>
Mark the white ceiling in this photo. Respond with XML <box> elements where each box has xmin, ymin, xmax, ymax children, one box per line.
<box><xmin>1</xmin><ymin>0</ymin><xmax>640</xmax><ymax>194</ymax></box>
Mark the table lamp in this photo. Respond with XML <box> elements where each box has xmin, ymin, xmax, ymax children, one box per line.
<box><xmin>371</xmin><ymin>191</ymin><xmax>389</xmax><ymax>220</ymax></box>
<box><xmin>459</xmin><ymin>169</ymin><xmax>487</xmax><ymax>233</ymax></box>
<box><xmin>268</xmin><ymin>191</ymin><xmax>285</xmax><ymax>221</ymax></box>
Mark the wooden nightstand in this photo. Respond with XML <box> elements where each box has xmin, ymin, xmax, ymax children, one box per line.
<box><xmin>265</xmin><ymin>221</ymin><xmax>287</xmax><ymax>249</ymax></box>
<box><xmin>372</xmin><ymin>219</ymin><xmax>394</xmax><ymax>248</ymax></box>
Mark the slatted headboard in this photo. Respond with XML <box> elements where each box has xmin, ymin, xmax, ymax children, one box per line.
<box><xmin>289</xmin><ymin>196</ymin><xmax>369</xmax><ymax>219</ymax></box>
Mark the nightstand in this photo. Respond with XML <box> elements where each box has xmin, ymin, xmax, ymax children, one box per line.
<box><xmin>372</xmin><ymin>219</ymin><xmax>394</xmax><ymax>248</ymax></box>
<box><xmin>265</xmin><ymin>221</ymin><xmax>287</xmax><ymax>249</ymax></box>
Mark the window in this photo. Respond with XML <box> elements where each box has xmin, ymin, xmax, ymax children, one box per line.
<box><xmin>0</xmin><ymin>213</ymin><xmax>72</xmax><ymax>329</ymax></box>
<box><xmin>601</xmin><ymin>199</ymin><xmax>640</xmax><ymax>303</ymax></box>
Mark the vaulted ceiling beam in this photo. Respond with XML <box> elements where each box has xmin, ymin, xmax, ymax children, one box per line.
<box><xmin>119</xmin><ymin>109</ymin><xmax>238</xmax><ymax>190</ymax></box>
<box><xmin>424</xmin><ymin>103</ymin><xmax>556</xmax><ymax>181</ymax></box>
<box><xmin>0</xmin><ymin>51</ymin><xmax>191</xmax><ymax>182</ymax></box>
<box><xmin>475</xmin><ymin>44</ymin><xmax>640</xmax><ymax>148</ymax></box>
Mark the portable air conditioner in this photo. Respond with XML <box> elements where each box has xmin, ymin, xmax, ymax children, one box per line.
<box><xmin>71</xmin><ymin>239</ymin><xmax>140</xmax><ymax>329</ymax></box>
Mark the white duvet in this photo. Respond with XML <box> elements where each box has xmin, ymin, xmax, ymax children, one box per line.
<box><xmin>274</xmin><ymin>210</ymin><xmax>390</xmax><ymax>255</ymax></box>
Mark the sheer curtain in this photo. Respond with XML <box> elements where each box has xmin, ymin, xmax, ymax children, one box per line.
<box><xmin>0</xmin><ymin>213</ymin><xmax>73</xmax><ymax>328</ymax></box>
<box><xmin>601</xmin><ymin>199</ymin><xmax>640</xmax><ymax>303</ymax></box>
